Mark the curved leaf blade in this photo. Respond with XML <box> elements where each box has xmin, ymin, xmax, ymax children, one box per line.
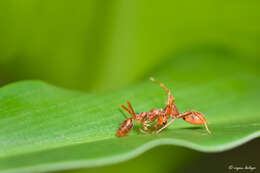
<box><xmin>0</xmin><ymin>54</ymin><xmax>259</xmax><ymax>173</ymax></box>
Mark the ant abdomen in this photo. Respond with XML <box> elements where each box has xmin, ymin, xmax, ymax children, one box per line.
<box><xmin>182</xmin><ymin>111</ymin><xmax>206</xmax><ymax>125</ymax></box>
<box><xmin>117</xmin><ymin>118</ymin><xmax>133</xmax><ymax>137</ymax></box>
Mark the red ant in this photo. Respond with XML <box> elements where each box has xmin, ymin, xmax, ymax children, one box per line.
<box><xmin>117</xmin><ymin>77</ymin><xmax>211</xmax><ymax>137</ymax></box>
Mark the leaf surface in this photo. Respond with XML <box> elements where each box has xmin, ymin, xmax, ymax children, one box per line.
<box><xmin>0</xmin><ymin>53</ymin><xmax>259</xmax><ymax>173</ymax></box>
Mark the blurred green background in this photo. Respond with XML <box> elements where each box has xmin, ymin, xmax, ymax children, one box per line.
<box><xmin>0</xmin><ymin>0</ymin><xmax>259</xmax><ymax>91</ymax></box>
<box><xmin>0</xmin><ymin>0</ymin><xmax>259</xmax><ymax>173</ymax></box>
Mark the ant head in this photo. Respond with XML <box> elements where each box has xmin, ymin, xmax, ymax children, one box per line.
<box><xmin>183</xmin><ymin>111</ymin><xmax>206</xmax><ymax>125</ymax></box>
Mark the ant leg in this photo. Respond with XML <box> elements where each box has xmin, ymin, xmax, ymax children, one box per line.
<box><xmin>143</xmin><ymin>119</ymin><xmax>151</xmax><ymax>130</ymax></box>
<box><xmin>149</xmin><ymin>108</ymin><xmax>155</xmax><ymax>112</ymax></box>
<box><xmin>194</xmin><ymin>111</ymin><xmax>211</xmax><ymax>134</ymax></box>
<box><xmin>150</xmin><ymin>77</ymin><xmax>170</xmax><ymax>93</ymax></box>
<box><xmin>150</xmin><ymin>77</ymin><xmax>175</xmax><ymax>105</ymax></box>
<box><xmin>150</xmin><ymin>77</ymin><xmax>176</xmax><ymax>117</ymax></box>
<box><xmin>120</xmin><ymin>101</ymin><xmax>136</xmax><ymax>119</ymax></box>
<box><xmin>139</xmin><ymin>128</ymin><xmax>148</xmax><ymax>134</ymax></box>
<box><xmin>127</xmin><ymin>100</ymin><xmax>136</xmax><ymax>118</ymax></box>
<box><xmin>154</xmin><ymin>115</ymin><xmax>164</xmax><ymax>128</ymax></box>
<box><xmin>120</xmin><ymin>104</ymin><xmax>132</xmax><ymax>115</ymax></box>
<box><xmin>139</xmin><ymin>123</ymin><xmax>150</xmax><ymax>134</ymax></box>
<box><xmin>155</xmin><ymin>118</ymin><xmax>176</xmax><ymax>133</ymax></box>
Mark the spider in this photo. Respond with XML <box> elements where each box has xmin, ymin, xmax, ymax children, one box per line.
<box><xmin>117</xmin><ymin>77</ymin><xmax>211</xmax><ymax>137</ymax></box>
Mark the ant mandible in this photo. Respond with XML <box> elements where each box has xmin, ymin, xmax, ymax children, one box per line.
<box><xmin>116</xmin><ymin>77</ymin><xmax>211</xmax><ymax>137</ymax></box>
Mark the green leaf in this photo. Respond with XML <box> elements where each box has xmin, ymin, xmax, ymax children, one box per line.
<box><xmin>0</xmin><ymin>53</ymin><xmax>259</xmax><ymax>173</ymax></box>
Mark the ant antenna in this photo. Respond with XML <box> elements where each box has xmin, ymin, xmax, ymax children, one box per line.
<box><xmin>150</xmin><ymin>77</ymin><xmax>170</xmax><ymax>93</ymax></box>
